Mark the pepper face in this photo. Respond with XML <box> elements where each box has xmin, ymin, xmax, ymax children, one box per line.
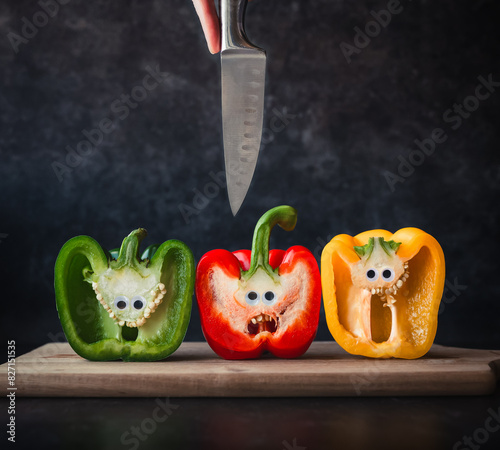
<box><xmin>196</xmin><ymin>206</ymin><xmax>321</xmax><ymax>359</ymax></box>
<box><xmin>321</xmin><ymin>228</ymin><xmax>445</xmax><ymax>359</ymax></box>
<box><xmin>55</xmin><ymin>229</ymin><xmax>194</xmax><ymax>361</ymax></box>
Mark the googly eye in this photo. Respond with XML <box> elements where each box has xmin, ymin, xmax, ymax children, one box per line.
<box><xmin>262</xmin><ymin>291</ymin><xmax>277</xmax><ymax>306</ymax></box>
<box><xmin>245</xmin><ymin>291</ymin><xmax>260</xmax><ymax>306</ymax></box>
<box><xmin>114</xmin><ymin>296</ymin><xmax>129</xmax><ymax>310</ymax></box>
<box><xmin>365</xmin><ymin>268</ymin><xmax>379</xmax><ymax>282</ymax></box>
<box><xmin>381</xmin><ymin>268</ymin><xmax>395</xmax><ymax>282</ymax></box>
<box><xmin>131</xmin><ymin>295</ymin><xmax>146</xmax><ymax>310</ymax></box>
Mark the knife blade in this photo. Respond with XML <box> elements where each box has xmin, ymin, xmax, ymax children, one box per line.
<box><xmin>220</xmin><ymin>0</ymin><xmax>266</xmax><ymax>216</ymax></box>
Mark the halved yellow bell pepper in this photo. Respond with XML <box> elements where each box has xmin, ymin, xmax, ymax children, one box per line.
<box><xmin>321</xmin><ymin>228</ymin><xmax>445</xmax><ymax>359</ymax></box>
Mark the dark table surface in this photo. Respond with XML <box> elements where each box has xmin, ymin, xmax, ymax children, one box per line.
<box><xmin>4</xmin><ymin>388</ymin><xmax>500</xmax><ymax>450</ymax></box>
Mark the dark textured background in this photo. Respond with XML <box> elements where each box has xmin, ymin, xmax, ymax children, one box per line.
<box><xmin>1</xmin><ymin>0</ymin><xmax>499</xmax><ymax>357</ymax></box>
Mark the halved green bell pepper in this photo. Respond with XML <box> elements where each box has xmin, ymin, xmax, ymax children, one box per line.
<box><xmin>54</xmin><ymin>228</ymin><xmax>194</xmax><ymax>361</ymax></box>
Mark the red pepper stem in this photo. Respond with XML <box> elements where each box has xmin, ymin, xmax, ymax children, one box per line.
<box><xmin>245</xmin><ymin>206</ymin><xmax>297</xmax><ymax>279</ymax></box>
<box><xmin>116</xmin><ymin>228</ymin><xmax>147</xmax><ymax>269</ymax></box>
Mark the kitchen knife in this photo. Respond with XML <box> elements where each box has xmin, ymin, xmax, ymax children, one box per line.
<box><xmin>220</xmin><ymin>0</ymin><xmax>266</xmax><ymax>216</ymax></box>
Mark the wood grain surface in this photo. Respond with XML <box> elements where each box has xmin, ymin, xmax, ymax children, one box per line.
<box><xmin>2</xmin><ymin>342</ymin><xmax>499</xmax><ymax>397</ymax></box>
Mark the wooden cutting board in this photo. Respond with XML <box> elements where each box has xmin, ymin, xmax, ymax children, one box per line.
<box><xmin>2</xmin><ymin>342</ymin><xmax>499</xmax><ymax>397</ymax></box>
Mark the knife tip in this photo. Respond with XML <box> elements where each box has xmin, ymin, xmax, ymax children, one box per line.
<box><xmin>230</xmin><ymin>203</ymin><xmax>241</xmax><ymax>217</ymax></box>
<box><xmin>229</xmin><ymin>196</ymin><xmax>244</xmax><ymax>217</ymax></box>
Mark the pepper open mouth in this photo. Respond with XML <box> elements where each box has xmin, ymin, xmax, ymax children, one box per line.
<box><xmin>247</xmin><ymin>314</ymin><xmax>278</xmax><ymax>335</ymax></box>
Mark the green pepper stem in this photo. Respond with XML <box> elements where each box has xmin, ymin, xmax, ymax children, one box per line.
<box><xmin>245</xmin><ymin>206</ymin><xmax>297</xmax><ymax>278</ymax></box>
<box><xmin>116</xmin><ymin>228</ymin><xmax>147</xmax><ymax>269</ymax></box>
<box><xmin>354</xmin><ymin>237</ymin><xmax>401</xmax><ymax>261</ymax></box>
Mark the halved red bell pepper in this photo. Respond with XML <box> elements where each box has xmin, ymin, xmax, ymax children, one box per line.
<box><xmin>196</xmin><ymin>205</ymin><xmax>321</xmax><ymax>359</ymax></box>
